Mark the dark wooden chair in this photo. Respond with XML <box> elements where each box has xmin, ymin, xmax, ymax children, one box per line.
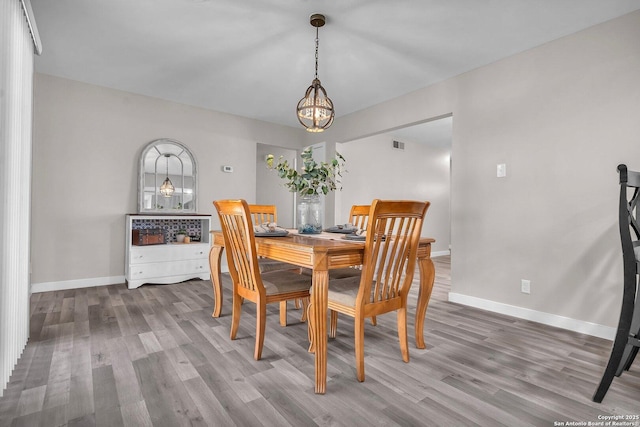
<box><xmin>593</xmin><ymin>164</ymin><xmax>640</xmax><ymax>402</ymax></box>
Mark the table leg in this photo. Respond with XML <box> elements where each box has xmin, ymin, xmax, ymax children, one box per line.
<box><xmin>311</xmin><ymin>270</ymin><xmax>329</xmax><ymax>394</ymax></box>
<box><xmin>415</xmin><ymin>256</ymin><xmax>435</xmax><ymax>349</ymax></box>
<box><xmin>209</xmin><ymin>245</ymin><xmax>224</xmax><ymax>318</ymax></box>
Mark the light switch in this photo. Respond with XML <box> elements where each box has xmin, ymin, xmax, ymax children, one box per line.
<box><xmin>497</xmin><ymin>163</ymin><xmax>506</xmax><ymax>178</ymax></box>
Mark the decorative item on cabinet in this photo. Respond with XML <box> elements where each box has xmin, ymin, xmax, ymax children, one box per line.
<box><xmin>176</xmin><ymin>229</ymin><xmax>187</xmax><ymax>243</ymax></box>
<box><xmin>132</xmin><ymin>228</ymin><xmax>166</xmax><ymax>246</ymax></box>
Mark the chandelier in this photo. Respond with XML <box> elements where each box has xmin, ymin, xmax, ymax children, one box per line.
<box><xmin>297</xmin><ymin>14</ymin><xmax>334</xmax><ymax>132</ymax></box>
<box><xmin>159</xmin><ymin>154</ymin><xmax>175</xmax><ymax>197</ymax></box>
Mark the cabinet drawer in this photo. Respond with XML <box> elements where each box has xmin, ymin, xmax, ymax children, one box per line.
<box><xmin>128</xmin><ymin>259</ymin><xmax>209</xmax><ymax>280</ymax></box>
<box><xmin>129</xmin><ymin>244</ymin><xmax>208</xmax><ymax>264</ymax></box>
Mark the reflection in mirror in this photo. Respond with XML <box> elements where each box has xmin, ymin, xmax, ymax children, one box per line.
<box><xmin>138</xmin><ymin>139</ymin><xmax>197</xmax><ymax>213</ymax></box>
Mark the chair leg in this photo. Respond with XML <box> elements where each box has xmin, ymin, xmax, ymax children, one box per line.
<box><xmin>370</xmin><ymin>316</ymin><xmax>377</xmax><ymax>326</ymax></box>
<box><xmin>300</xmin><ymin>297</ymin><xmax>309</xmax><ymax>322</ymax></box>
<box><xmin>255</xmin><ymin>302</ymin><xmax>267</xmax><ymax>360</ymax></box>
<box><xmin>617</xmin><ymin>321</ymin><xmax>640</xmax><ymax>374</ymax></box>
<box><xmin>616</xmin><ymin>343</ymin><xmax>636</xmax><ymax>376</ymax></box>
<box><xmin>294</xmin><ymin>298</ymin><xmax>302</xmax><ymax>309</ymax></box>
<box><xmin>397</xmin><ymin>307</ymin><xmax>410</xmax><ymax>363</ymax></box>
<box><xmin>594</xmin><ymin>329</ymin><xmax>630</xmax><ymax>402</ymax></box>
<box><xmin>621</xmin><ymin>346</ymin><xmax>639</xmax><ymax>372</ymax></box>
<box><xmin>279</xmin><ymin>301</ymin><xmax>287</xmax><ymax>327</ymax></box>
<box><xmin>307</xmin><ymin>303</ymin><xmax>315</xmax><ymax>353</ymax></box>
<box><xmin>329</xmin><ymin>310</ymin><xmax>338</xmax><ymax>338</ymax></box>
<box><xmin>230</xmin><ymin>293</ymin><xmax>242</xmax><ymax>340</ymax></box>
<box><xmin>593</xmin><ymin>286</ymin><xmax>636</xmax><ymax>402</ymax></box>
<box><xmin>355</xmin><ymin>316</ymin><xmax>365</xmax><ymax>382</ymax></box>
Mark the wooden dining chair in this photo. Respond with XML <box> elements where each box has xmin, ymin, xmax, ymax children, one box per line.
<box><xmin>325</xmin><ymin>199</ymin><xmax>429</xmax><ymax>382</ymax></box>
<box><xmin>326</xmin><ymin>204</ymin><xmax>371</xmax><ymax>281</ymax></box>
<box><xmin>249</xmin><ymin>203</ymin><xmax>278</xmax><ymax>228</ymax></box>
<box><xmin>300</xmin><ymin>204</ymin><xmax>375</xmax><ymax>323</ymax></box>
<box><xmin>248</xmin><ymin>204</ymin><xmax>308</xmax><ymax>320</ymax></box>
<box><xmin>349</xmin><ymin>204</ymin><xmax>370</xmax><ymax>231</ymax></box>
<box><xmin>248</xmin><ymin>204</ymin><xmax>299</xmax><ymax>273</ymax></box>
<box><xmin>214</xmin><ymin>199</ymin><xmax>312</xmax><ymax>360</ymax></box>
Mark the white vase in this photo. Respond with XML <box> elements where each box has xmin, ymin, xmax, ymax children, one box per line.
<box><xmin>176</xmin><ymin>234</ymin><xmax>186</xmax><ymax>243</ymax></box>
<box><xmin>297</xmin><ymin>194</ymin><xmax>323</xmax><ymax>234</ymax></box>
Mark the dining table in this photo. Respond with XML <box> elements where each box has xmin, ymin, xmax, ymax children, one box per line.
<box><xmin>208</xmin><ymin>229</ymin><xmax>436</xmax><ymax>394</ymax></box>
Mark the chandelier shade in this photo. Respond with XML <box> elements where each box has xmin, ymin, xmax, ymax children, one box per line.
<box><xmin>297</xmin><ymin>13</ymin><xmax>334</xmax><ymax>132</ymax></box>
<box><xmin>297</xmin><ymin>78</ymin><xmax>334</xmax><ymax>132</ymax></box>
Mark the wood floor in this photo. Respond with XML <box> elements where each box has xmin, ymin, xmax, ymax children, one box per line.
<box><xmin>1</xmin><ymin>256</ymin><xmax>638</xmax><ymax>426</ymax></box>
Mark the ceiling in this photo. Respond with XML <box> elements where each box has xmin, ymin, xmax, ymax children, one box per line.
<box><xmin>31</xmin><ymin>1</ymin><xmax>640</xmax><ymax>131</ymax></box>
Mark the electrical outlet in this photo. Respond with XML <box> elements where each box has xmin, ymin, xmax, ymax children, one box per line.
<box><xmin>521</xmin><ymin>279</ymin><xmax>531</xmax><ymax>294</ymax></box>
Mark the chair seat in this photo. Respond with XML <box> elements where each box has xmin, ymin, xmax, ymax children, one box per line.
<box><xmin>327</xmin><ymin>276</ymin><xmax>361</xmax><ymax>307</ymax></box>
<box><xmin>262</xmin><ymin>270</ymin><xmax>311</xmax><ymax>296</ymax></box>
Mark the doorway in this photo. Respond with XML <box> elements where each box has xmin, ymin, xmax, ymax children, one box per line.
<box><xmin>335</xmin><ymin>115</ymin><xmax>452</xmax><ymax>256</ymax></box>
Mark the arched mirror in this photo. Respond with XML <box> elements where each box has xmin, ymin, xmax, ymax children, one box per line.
<box><xmin>138</xmin><ymin>139</ymin><xmax>198</xmax><ymax>213</ymax></box>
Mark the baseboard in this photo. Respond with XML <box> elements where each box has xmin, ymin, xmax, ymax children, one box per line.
<box><xmin>31</xmin><ymin>275</ymin><xmax>125</xmax><ymax>293</ymax></box>
<box><xmin>431</xmin><ymin>250</ymin><xmax>450</xmax><ymax>258</ymax></box>
<box><xmin>448</xmin><ymin>292</ymin><xmax>615</xmax><ymax>340</ymax></box>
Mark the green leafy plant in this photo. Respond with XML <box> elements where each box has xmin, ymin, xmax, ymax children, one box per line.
<box><xmin>266</xmin><ymin>147</ymin><xmax>346</xmax><ymax>195</ymax></box>
<box><xmin>176</xmin><ymin>229</ymin><xmax>187</xmax><ymax>235</ymax></box>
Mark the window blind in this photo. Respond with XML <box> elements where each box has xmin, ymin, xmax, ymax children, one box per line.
<box><xmin>0</xmin><ymin>0</ymin><xmax>39</xmax><ymax>397</ymax></box>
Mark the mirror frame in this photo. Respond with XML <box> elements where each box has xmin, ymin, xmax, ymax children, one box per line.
<box><xmin>138</xmin><ymin>138</ymin><xmax>198</xmax><ymax>214</ymax></box>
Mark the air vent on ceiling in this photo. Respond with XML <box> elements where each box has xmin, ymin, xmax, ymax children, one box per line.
<box><xmin>392</xmin><ymin>140</ymin><xmax>405</xmax><ymax>150</ymax></box>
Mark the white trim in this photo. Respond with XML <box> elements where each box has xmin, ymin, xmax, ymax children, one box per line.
<box><xmin>19</xmin><ymin>0</ymin><xmax>41</xmax><ymax>55</ymax></box>
<box><xmin>431</xmin><ymin>250</ymin><xmax>450</xmax><ymax>258</ymax></box>
<box><xmin>448</xmin><ymin>292</ymin><xmax>616</xmax><ymax>340</ymax></box>
<box><xmin>31</xmin><ymin>276</ymin><xmax>125</xmax><ymax>293</ymax></box>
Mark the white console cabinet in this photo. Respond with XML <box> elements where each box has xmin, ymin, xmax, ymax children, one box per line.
<box><xmin>125</xmin><ymin>214</ymin><xmax>212</xmax><ymax>289</ymax></box>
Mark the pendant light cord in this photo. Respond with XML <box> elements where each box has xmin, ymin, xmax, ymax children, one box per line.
<box><xmin>314</xmin><ymin>26</ymin><xmax>319</xmax><ymax>80</ymax></box>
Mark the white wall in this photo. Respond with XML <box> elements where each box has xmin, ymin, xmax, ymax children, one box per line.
<box><xmin>336</xmin><ymin>134</ymin><xmax>451</xmax><ymax>255</ymax></box>
<box><xmin>31</xmin><ymin>74</ymin><xmax>307</xmax><ymax>287</ymax></box>
<box><xmin>308</xmin><ymin>10</ymin><xmax>640</xmax><ymax>337</ymax></box>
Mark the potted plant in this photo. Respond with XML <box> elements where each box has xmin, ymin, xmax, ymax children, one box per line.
<box><xmin>176</xmin><ymin>229</ymin><xmax>187</xmax><ymax>243</ymax></box>
<box><xmin>266</xmin><ymin>147</ymin><xmax>346</xmax><ymax>234</ymax></box>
